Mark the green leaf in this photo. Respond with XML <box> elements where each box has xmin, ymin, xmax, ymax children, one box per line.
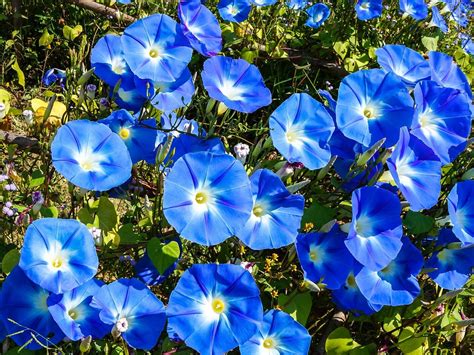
<box><xmin>421</xmin><ymin>36</ymin><xmax>438</xmax><ymax>51</ymax></box>
<box><xmin>278</xmin><ymin>292</ymin><xmax>312</xmax><ymax>326</ymax></box>
<box><xmin>326</xmin><ymin>327</ymin><xmax>359</xmax><ymax>354</ymax></box>
<box><xmin>118</xmin><ymin>224</ymin><xmax>143</xmax><ymax>244</ymax></box>
<box><xmin>301</xmin><ymin>202</ymin><xmax>336</xmax><ymax>230</ymax></box>
<box><xmin>77</xmin><ymin>207</ymin><xmax>95</xmax><ymax>226</ymax></box>
<box><xmin>63</xmin><ymin>25</ymin><xmax>83</xmax><ymax>40</ymax></box>
<box><xmin>241</xmin><ymin>49</ymin><xmax>258</xmax><ymax>63</ymax></box>
<box><xmin>12</xmin><ymin>59</ymin><xmax>25</xmax><ymax>88</ymax></box>
<box><xmin>404</xmin><ymin>211</ymin><xmax>434</xmax><ymax>235</ymax></box>
<box><xmin>147</xmin><ymin>238</ymin><xmax>180</xmax><ymax>274</ymax></box>
<box><xmin>40</xmin><ymin>206</ymin><xmax>59</xmax><ymax>218</ymax></box>
<box><xmin>397</xmin><ymin>327</ymin><xmax>426</xmax><ymax>354</ymax></box>
<box><xmin>77</xmin><ymin>68</ymin><xmax>95</xmax><ymax>86</ymax></box>
<box><xmin>334</xmin><ymin>41</ymin><xmax>349</xmax><ymax>59</ymax></box>
<box><xmin>28</xmin><ymin>170</ymin><xmax>45</xmax><ymax>188</ymax></box>
<box><xmin>97</xmin><ymin>196</ymin><xmax>117</xmax><ymax>232</ymax></box>
<box><xmin>39</xmin><ymin>29</ymin><xmax>54</xmax><ymax>47</ymax></box>
<box><xmin>2</xmin><ymin>249</ymin><xmax>20</xmax><ymax>274</ymax></box>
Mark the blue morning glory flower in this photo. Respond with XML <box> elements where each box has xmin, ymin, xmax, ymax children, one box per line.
<box><xmin>163</xmin><ymin>151</ymin><xmax>253</xmax><ymax>246</ymax></box>
<box><xmin>444</xmin><ymin>0</ymin><xmax>469</xmax><ymax>27</ymax></box>
<box><xmin>19</xmin><ymin>218</ymin><xmax>99</xmax><ymax>294</ymax></box>
<box><xmin>410</xmin><ymin>80</ymin><xmax>472</xmax><ymax>165</ymax></box>
<box><xmin>117</xmin><ymin>0</ymin><xmax>132</xmax><ymax>3</ymax></box>
<box><xmin>399</xmin><ymin>0</ymin><xmax>428</xmax><ymax>20</ymax></box>
<box><xmin>218</xmin><ymin>0</ymin><xmax>252</xmax><ymax>22</ymax></box>
<box><xmin>429</xmin><ymin>51</ymin><xmax>473</xmax><ymax>99</ymax></box>
<box><xmin>387</xmin><ymin>127</ymin><xmax>441</xmax><ymax>212</ymax></box>
<box><xmin>305</xmin><ymin>3</ymin><xmax>331</xmax><ymax>29</ymax></box>
<box><xmin>91</xmin><ymin>278</ymin><xmax>166</xmax><ymax>350</ymax></box>
<box><xmin>145</xmin><ymin>68</ymin><xmax>195</xmax><ymax>112</ymax></box>
<box><xmin>334</xmin><ymin>155</ymin><xmax>383</xmax><ymax>192</ymax></box>
<box><xmin>99</xmin><ymin>109</ymin><xmax>166</xmax><ymax>164</ymax></box>
<box><xmin>167</xmin><ymin>264</ymin><xmax>263</xmax><ymax>354</ymax></box>
<box><xmin>0</xmin><ymin>292</ymin><xmax>5</xmax><ymax>342</ymax></box>
<box><xmin>51</xmin><ymin>120</ymin><xmax>132</xmax><ymax>191</ymax></box>
<box><xmin>346</xmin><ymin>186</ymin><xmax>403</xmax><ymax>271</ymax></box>
<box><xmin>47</xmin><ymin>279</ymin><xmax>110</xmax><ymax>341</ymax></box>
<box><xmin>236</xmin><ymin>169</ymin><xmax>304</xmax><ymax>250</ymax></box>
<box><xmin>375</xmin><ymin>44</ymin><xmax>431</xmax><ymax>87</ymax></box>
<box><xmin>239</xmin><ymin>309</ymin><xmax>311</xmax><ymax>354</ymax></box>
<box><xmin>121</xmin><ymin>14</ymin><xmax>193</xmax><ymax>83</ymax></box>
<box><xmin>429</xmin><ymin>6</ymin><xmax>448</xmax><ymax>33</ymax></box>
<box><xmin>0</xmin><ymin>267</ymin><xmax>65</xmax><ymax>350</ymax></box>
<box><xmin>134</xmin><ymin>239</ymin><xmax>183</xmax><ymax>286</ymax></box>
<box><xmin>269</xmin><ymin>93</ymin><xmax>335</xmax><ymax>170</ymax></box>
<box><xmin>202</xmin><ymin>56</ymin><xmax>272</xmax><ymax>113</ymax></box>
<box><xmin>355</xmin><ymin>236</ymin><xmax>423</xmax><ymax>306</ymax></box>
<box><xmin>178</xmin><ymin>1</ymin><xmax>222</xmax><ymax>56</ymax></box>
<box><xmin>460</xmin><ymin>33</ymin><xmax>474</xmax><ymax>55</ymax></box>
<box><xmin>331</xmin><ymin>262</ymin><xmax>382</xmax><ymax>316</ymax></box>
<box><xmin>168</xmin><ymin>134</ymin><xmax>226</xmax><ymax>166</ymax></box>
<box><xmin>355</xmin><ymin>0</ymin><xmax>383</xmax><ymax>21</ymax></box>
<box><xmin>251</xmin><ymin>0</ymin><xmax>277</xmax><ymax>6</ymax></box>
<box><xmin>43</xmin><ymin>68</ymin><xmax>66</xmax><ymax>87</ymax></box>
<box><xmin>287</xmin><ymin>0</ymin><xmax>308</xmax><ymax>9</ymax></box>
<box><xmin>296</xmin><ymin>224</ymin><xmax>356</xmax><ymax>290</ymax></box>
<box><xmin>448</xmin><ymin>180</ymin><xmax>474</xmax><ymax>245</ymax></box>
<box><xmin>335</xmin><ymin>69</ymin><xmax>414</xmax><ymax>148</ymax></box>
<box><xmin>425</xmin><ymin>228</ymin><xmax>474</xmax><ymax>290</ymax></box>
<box><xmin>113</xmin><ymin>79</ymin><xmax>148</xmax><ymax>113</ymax></box>
<box><xmin>91</xmin><ymin>34</ymin><xmax>134</xmax><ymax>88</ymax></box>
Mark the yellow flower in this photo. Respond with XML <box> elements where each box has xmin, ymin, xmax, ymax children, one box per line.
<box><xmin>31</xmin><ymin>98</ymin><xmax>66</xmax><ymax>126</ymax></box>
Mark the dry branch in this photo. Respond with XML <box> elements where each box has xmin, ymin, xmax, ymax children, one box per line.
<box><xmin>67</xmin><ymin>0</ymin><xmax>136</xmax><ymax>23</ymax></box>
<box><xmin>0</xmin><ymin>130</ymin><xmax>39</xmax><ymax>152</ymax></box>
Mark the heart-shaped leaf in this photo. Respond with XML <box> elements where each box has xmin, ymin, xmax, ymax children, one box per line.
<box><xmin>147</xmin><ymin>238</ymin><xmax>180</xmax><ymax>275</ymax></box>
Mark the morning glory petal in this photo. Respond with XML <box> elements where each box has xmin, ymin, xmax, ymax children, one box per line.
<box><xmin>375</xmin><ymin>44</ymin><xmax>431</xmax><ymax>86</ymax></box>
<box><xmin>167</xmin><ymin>264</ymin><xmax>263</xmax><ymax>354</ymax></box>
<box><xmin>218</xmin><ymin>0</ymin><xmax>252</xmax><ymax>23</ymax></box>
<box><xmin>0</xmin><ymin>267</ymin><xmax>65</xmax><ymax>350</ymax></box>
<box><xmin>335</xmin><ymin>69</ymin><xmax>414</xmax><ymax>148</ymax></box>
<box><xmin>236</xmin><ymin>169</ymin><xmax>305</xmax><ymax>250</ymax></box>
<box><xmin>425</xmin><ymin>228</ymin><xmax>474</xmax><ymax>290</ymax></box>
<box><xmin>202</xmin><ymin>56</ymin><xmax>272</xmax><ymax>113</ymax></box>
<box><xmin>448</xmin><ymin>180</ymin><xmax>474</xmax><ymax>245</ymax></box>
<box><xmin>51</xmin><ymin>120</ymin><xmax>133</xmax><ymax>191</ymax></box>
<box><xmin>296</xmin><ymin>224</ymin><xmax>356</xmax><ymax>290</ymax></box>
<box><xmin>345</xmin><ymin>186</ymin><xmax>403</xmax><ymax>271</ymax></box>
<box><xmin>399</xmin><ymin>0</ymin><xmax>428</xmax><ymax>21</ymax></box>
<box><xmin>355</xmin><ymin>0</ymin><xmax>383</xmax><ymax>21</ymax></box>
<box><xmin>47</xmin><ymin>279</ymin><xmax>111</xmax><ymax>341</ymax></box>
<box><xmin>355</xmin><ymin>236</ymin><xmax>423</xmax><ymax>306</ymax></box>
<box><xmin>179</xmin><ymin>1</ymin><xmax>222</xmax><ymax>56</ymax></box>
<box><xmin>270</xmin><ymin>93</ymin><xmax>335</xmax><ymax>170</ymax></box>
<box><xmin>239</xmin><ymin>309</ymin><xmax>311</xmax><ymax>354</ymax></box>
<box><xmin>163</xmin><ymin>151</ymin><xmax>253</xmax><ymax>246</ymax></box>
<box><xmin>387</xmin><ymin>127</ymin><xmax>442</xmax><ymax>211</ymax></box>
<box><xmin>19</xmin><ymin>218</ymin><xmax>99</xmax><ymax>294</ymax></box>
<box><xmin>411</xmin><ymin>80</ymin><xmax>472</xmax><ymax>164</ymax></box>
<box><xmin>121</xmin><ymin>14</ymin><xmax>193</xmax><ymax>83</ymax></box>
<box><xmin>91</xmin><ymin>278</ymin><xmax>166</xmax><ymax>350</ymax></box>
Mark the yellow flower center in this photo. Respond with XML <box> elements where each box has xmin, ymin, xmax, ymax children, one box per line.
<box><xmin>149</xmin><ymin>49</ymin><xmax>159</xmax><ymax>58</ymax></box>
<box><xmin>263</xmin><ymin>338</ymin><xmax>276</xmax><ymax>349</ymax></box>
<box><xmin>51</xmin><ymin>256</ymin><xmax>63</xmax><ymax>268</ymax></box>
<box><xmin>68</xmin><ymin>309</ymin><xmax>78</xmax><ymax>320</ymax></box>
<box><xmin>253</xmin><ymin>204</ymin><xmax>265</xmax><ymax>217</ymax></box>
<box><xmin>309</xmin><ymin>250</ymin><xmax>318</xmax><ymax>262</ymax></box>
<box><xmin>212</xmin><ymin>298</ymin><xmax>225</xmax><ymax>314</ymax></box>
<box><xmin>363</xmin><ymin>108</ymin><xmax>375</xmax><ymax>119</ymax></box>
<box><xmin>195</xmin><ymin>192</ymin><xmax>208</xmax><ymax>204</ymax></box>
<box><xmin>119</xmin><ymin>127</ymin><xmax>130</xmax><ymax>140</ymax></box>
<box><xmin>347</xmin><ymin>274</ymin><xmax>356</xmax><ymax>287</ymax></box>
<box><xmin>80</xmin><ymin>161</ymin><xmax>94</xmax><ymax>171</ymax></box>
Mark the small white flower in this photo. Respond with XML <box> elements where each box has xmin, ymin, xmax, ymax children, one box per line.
<box><xmin>89</xmin><ymin>227</ymin><xmax>102</xmax><ymax>246</ymax></box>
<box><xmin>23</xmin><ymin>109</ymin><xmax>34</xmax><ymax>125</ymax></box>
<box><xmin>234</xmin><ymin>143</ymin><xmax>250</xmax><ymax>164</ymax></box>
